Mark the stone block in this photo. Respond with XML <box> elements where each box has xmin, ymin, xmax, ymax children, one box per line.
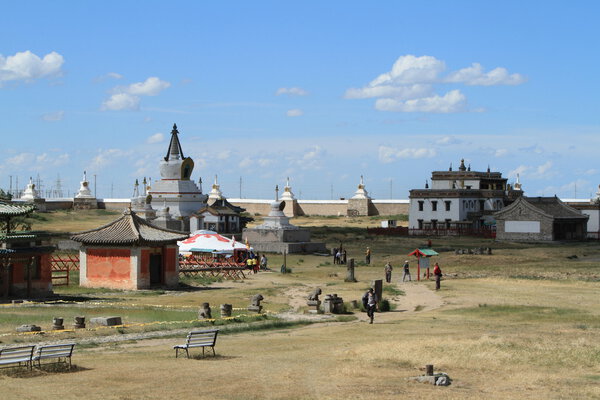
<box><xmin>16</xmin><ymin>324</ymin><xmax>41</xmax><ymax>332</ymax></box>
<box><xmin>90</xmin><ymin>316</ymin><xmax>122</xmax><ymax>326</ymax></box>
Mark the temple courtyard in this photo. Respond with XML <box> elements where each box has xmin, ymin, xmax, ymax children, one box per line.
<box><xmin>0</xmin><ymin>215</ymin><xmax>599</xmax><ymax>399</ymax></box>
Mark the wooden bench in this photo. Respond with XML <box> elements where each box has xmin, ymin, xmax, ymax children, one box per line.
<box><xmin>0</xmin><ymin>345</ymin><xmax>35</xmax><ymax>370</ymax></box>
<box><xmin>33</xmin><ymin>343</ymin><xmax>75</xmax><ymax>368</ymax></box>
<box><xmin>174</xmin><ymin>329</ymin><xmax>219</xmax><ymax>358</ymax></box>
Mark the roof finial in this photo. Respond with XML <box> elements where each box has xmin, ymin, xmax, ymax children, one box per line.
<box><xmin>275</xmin><ymin>184</ymin><xmax>279</xmax><ymax>201</ymax></box>
<box><xmin>467</xmin><ymin>163</ymin><xmax>471</xmax><ymax>172</ymax></box>
<box><xmin>425</xmin><ymin>180</ymin><xmax>429</xmax><ymax>189</ymax></box>
<box><xmin>487</xmin><ymin>165</ymin><xmax>490</xmax><ymax>173</ymax></box>
<box><xmin>459</xmin><ymin>158</ymin><xmax>466</xmax><ymax>171</ymax></box>
<box><xmin>449</xmin><ymin>162</ymin><xmax>452</xmax><ymax>171</ymax></box>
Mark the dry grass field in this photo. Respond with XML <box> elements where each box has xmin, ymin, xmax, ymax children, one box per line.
<box><xmin>1</xmin><ymin>212</ymin><xmax>599</xmax><ymax>399</ymax></box>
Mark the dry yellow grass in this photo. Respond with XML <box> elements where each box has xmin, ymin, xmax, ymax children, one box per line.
<box><xmin>1</xmin><ymin>212</ymin><xmax>599</xmax><ymax>399</ymax></box>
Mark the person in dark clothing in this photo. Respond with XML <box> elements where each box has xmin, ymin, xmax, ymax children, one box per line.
<box><xmin>362</xmin><ymin>288</ymin><xmax>378</xmax><ymax>324</ymax></box>
<box><xmin>332</xmin><ymin>248</ymin><xmax>338</xmax><ymax>265</ymax></box>
<box><xmin>402</xmin><ymin>260</ymin><xmax>411</xmax><ymax>282</ymax></box>
<box><xmin>433</xmin><ymin>262</ymin><xmax>442</xmax><ymax>290</ymax></box>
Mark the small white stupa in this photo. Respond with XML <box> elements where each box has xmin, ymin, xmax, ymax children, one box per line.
<box><xmin>351</xmin><ymin>175</ymin><xmax>370</xmax><ymax>199</ymax></box>
<box><xmin>21</xmin><ymin>177</ymin><xmax>41</xmax><ymax>201</ymax></box>
<box><xmin>208</xmin><ymin>175</ymin><xmax>223</xmax><ymax>202</ymax></box>
<box><xmin>514</xmin><ymin>173</ymin><xmax>523</xmax><ymax>191</ymax></box>
<box><xmin>280</xmin><ymin>177</ymin><xmax>295</xmax><ymax>201</ymax></box>
<box><xmin>75</xmin><ymin>171</ymin><xmax>94</xmax><ymax>199</ymax></box>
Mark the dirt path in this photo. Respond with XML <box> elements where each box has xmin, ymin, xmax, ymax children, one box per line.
<box><xmin>353</xmin><ymin>281</ymin><xmax>444</xmax><ymax>323</ymax></box>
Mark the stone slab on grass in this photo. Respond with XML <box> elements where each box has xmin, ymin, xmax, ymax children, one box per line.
<box><xmin>90</xmin><ymin>316</ymin><xmax>123</xmax><ymax>326</ymax></box>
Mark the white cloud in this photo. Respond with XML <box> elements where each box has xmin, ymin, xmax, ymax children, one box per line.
<box><xmin>286</xmin><ymin>109</ymin><xmax>304</xmax><ymax>117</ymax></box>
<box><xmin>125</xmin><ymin>77</ymin><xmax>171</xmax><ymax>96</ymax></box>
<box><xmin>370</xmin><ymin>55</ymin><xmax>445</xmax><ymax>86</ymax></box>
<box><xmin>107</xmin><ymin>72</ymin><xmax>123</xmax><ymax>79</ymax></box>
<box><xmin>436</xmin><ymin>136</ymin><xmax>462</xmax><ymax>145</ymax></box>
<box><xmin>509</xmin><ymin>161</ymin><xmax>554</xmax><ymax>180</ymax></box>
<box><xmin>216</xmin><ymin>150</ymin><xmax>231</xmax><ymax>160</ymax></box>
<box><xmin>42</xmin><ymin>110</ymin><xmax>65</xmax><ymax>122</ymax></box>
<box><xmin>378</xmin><ymin>146</ymin><xmax>436</xmax><ymax>163</ymax></box>
<box><xmin>276</xmin><ymin>87</ymin><xmax>308</xmax><ymax>96</ymax></box>
<box><xmin>0</xmin><ymin>50</ymin><xmax>64</xmax><ymax>84</ymax></box>
<box><xmin>146</xmin><ymin>133</ymin><xmax>164</xmax><ymax>144</ymax></box>
<box><xmin>101</xmin><ymin>77</ymin><xmax>170</xmax><ymax>111</ymax></box>
<box><xmin>344</xmin><ymin>83</ymin><xmax>431</xmax><ymax>100</ymax></box>
<box><xmin>446</xmin><ymin>63</ymin><xmax>526</xmax><ymax>86</ymax></box>
<box><xmin>102</xmin><ymin>93</ymin><xmax>140</xmax><ymax>111</ymax></box>
<box><xmin>495</xmin><ymin>148</ymin><xmax>509</xmax><ymax>157</ymax></box>
<box><xmin>375</xmin><ymin>90</ymin><xmax>466</xmax><ymax>113</ymax></box>
<box><xmin>540</xmin><ymin>179</ymin><xmax>589</xmax><ymax>198</ymax></box>
<box><xmin>258</xmin><ymin>158</ymin><xmax>273</xmax><ymax>167</ymax></box>
<box><xmin>88</xmin><ymin>149</ymin><xmax>131</xmax><ymax>170</ymax></box>
<box><xmin>345</xmin><ymin>54</ymin><xmax>524</xmax><ymax>113</ymax></box>
<box><xmin>239</xmin><ymin>157</ymin><xmax>253</xmax><ymax>168</ymax></box>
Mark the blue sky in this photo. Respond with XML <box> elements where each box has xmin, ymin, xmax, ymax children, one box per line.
<box><xmin>1</xmin><ymin>1</ymin><xmax>599</xmax><ymax>200</ymax></box>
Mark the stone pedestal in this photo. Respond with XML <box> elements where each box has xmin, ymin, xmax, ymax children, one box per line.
<box><xmin>345</xmin><ymin>258</ymin><xmax>357</xmax><ymax>282</ymax></box>
<box><xmin>73</xmin><ymin>316</ymin><xmax>86</xmax><ymax>329</ymax></box>
<box><xmin>220</xmin><ymin>304</ymin><xmax>232</xmax><ymax>317</ymax></box>
<box><xmin>307</xmin><ymin>300</ymin><xmax>321</xmax><ymax>314</ymax></box>
<box><xmin>322</xmin><ymin>294</ymin><xmax>344</xmax><ymax>314</ymax></box>
<box><xmin>199</xmin><ymin>303</ymin><xmax>212</xmax><ymax>319</ymax></box>
<box><xmin>52</xmin><ymin>317</ymin><xmax>64</xmax><ymax>330</ymax></box>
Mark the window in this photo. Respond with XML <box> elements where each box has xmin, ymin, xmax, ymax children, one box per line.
<box><xmin>445</xmin><ymin>201</ymin><xmax>451</xmax><ymax>211</ymax></box>
<box><xmin>417</xmin><ymin>219</ymin><xmax>423</xmax><ymax>229</ymax></box>
<box><xmin>431</xmin><ymin>219</ymin><xmax>438</xmax><ymax>229</ymax></box>
<box><xmin>431</xmin><ymin>201</ymin><xmax>438</xmax><ymax>211</ymax></box>
<box><xmin>445</xmin><ymin>219</ymin><xmax>451</xmax><ymax>229</ymax></box>
<box><xmin>479</xmin><ymin>200</ymin><xmax>485</xmax><ymax>210</ymax></box>
<box><xmin>418</xmin><ymin>201</ymin><xmax>424</xmax><ymax>211</ymax></box>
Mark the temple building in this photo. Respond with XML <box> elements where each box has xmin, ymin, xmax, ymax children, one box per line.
<box><xmin>148</xmin><ymin>124</ymin><xmax>207</xmax><ymax>231</ymax></box>
<box><xmin>408</xmin><ymin>159</ymin><xmax>523</xmax><ymax>232</ymax></box>
<box><xmin>494</xmin><ymin>196</ymin><xmax>588</xmax><ymax>241</ymax></box>
<box><xmin>0</xmin><ymin>201</ymin><xmax>54</xmax><ymax>298</ymax></box>
<box><xmin>71</xmin><ymin>210</ymin><xmax>188</xmax><ymax>290</ymax></box>
<box><xmin>190</xmin><ymin>176</ymin><xmax>249</xmax><ymax>234</ymax></box>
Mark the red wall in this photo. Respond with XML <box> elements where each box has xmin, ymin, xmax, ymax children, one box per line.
<box><xmin>86</xmin><ymin>248</ymin><xmax>131</xmax><ymax>289</ymax></box>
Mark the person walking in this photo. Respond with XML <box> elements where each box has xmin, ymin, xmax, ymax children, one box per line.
<box><xmin>362</xmin><ymin>288</ymin><xmax>378</xmax><ymax>324</ymax></box>
<box><xmin>365</xmin><ymin>247</ymin><xmax>371</xmax><ymax>265</ymax></box>
<box><xmin>332</xmin><ymin>247</ymin><xmax>338</xmax><ymax>265</ymax></box>
<box><xmin>433</xmin><ymin>262</ymin><xmax>442</xmax><ymax>290</ymax></box>
<box><xmin>260</xmin><ymin>254</ymin><xmax>268</xmax><ymax>270</ymax></box>
<box><xmin>402</xmin><ymin>260</ymin><xmax>411</xmax><ymax>282</ymax></box>
<box><xmin>384</xmin><ymin>262</ymin><xmax>393</xmax><ymax>283</ymax></box>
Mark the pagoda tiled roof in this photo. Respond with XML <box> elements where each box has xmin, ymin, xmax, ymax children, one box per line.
<box><xmin>71</xmin><ymin>210</ymin><xmax>188</xmax><ymax>246</ymax></box>
<box><xmin>0</xmin><ymin>201</ymin><xmax>35</xmax><ymax>217</ymax></box>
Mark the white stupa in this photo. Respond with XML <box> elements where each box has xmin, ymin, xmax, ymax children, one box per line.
<box><xmin>351</xmin><ymin>175</ymin><xmax>370</xmax><ymax>199</ymax></box>
<box><xmin>148</xmin><ymin>124</ymin><xmax>207</xmax><ymax>219</ymax></box>
<box><xmin>208</xmin><ymin>175</ymin><xmax>223</xmax><ymax>202</ymax></box>
<box><xmin>21</xmin><ymin>177</ymin><xmax>41</xmax><ymax>201</ymax></box>
<box><xmin>75</xmin><ymin>171</ymin><xmax>94</xmax><ymax>199</ymax></box>
<box><xmin>514</xmin><ymin>173</ymin><xmax>523</xmax><ymax>191</ymax></box>
<box><xmin>280</xmin><ymin>177</ymin><xmax>295</xmax><ymax>201</ymax></box>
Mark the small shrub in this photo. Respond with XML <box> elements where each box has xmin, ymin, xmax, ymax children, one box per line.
<box><xmin>379</xmin><ymin>299</ymin><xmax>391</xmax><ymax>312</ymax></box>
